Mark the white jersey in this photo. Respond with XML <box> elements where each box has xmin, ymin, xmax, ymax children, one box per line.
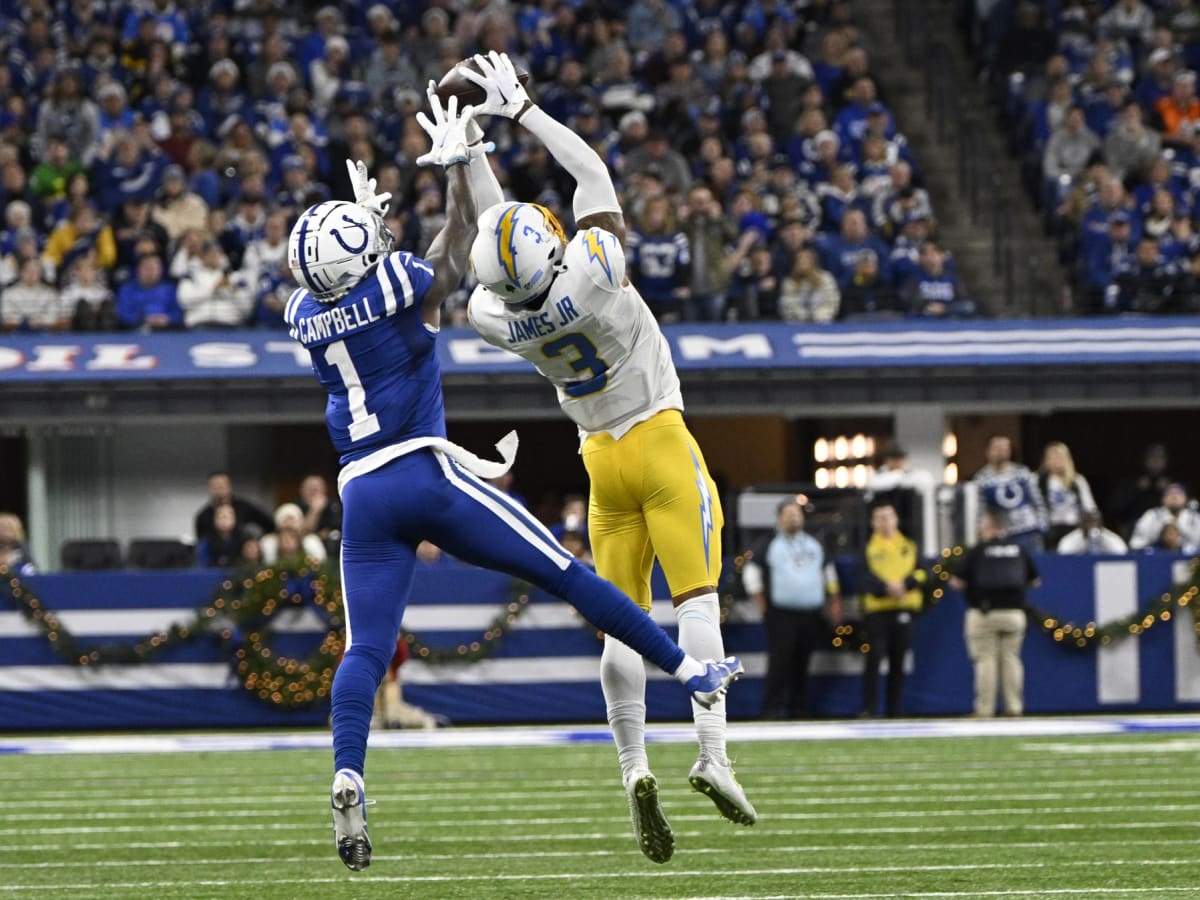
<box><xmin>469</xmin><ymin>227</ymin><xmax>683</xmax><ymax>439</ymax></box>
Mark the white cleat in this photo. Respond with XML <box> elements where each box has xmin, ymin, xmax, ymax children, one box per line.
<box><xmin>626</xmin><ymin>772</ymin><xmax>674</xmax><ymax>864</ymax></box>
<box><xmin>689</xmin><ymin>756</ymin><xmax>757</xmax><ymax>826</ymax></box>
<box><xmin>331</xmin><ymin>768</ymin><xmax>372</xmax><ymax>871</ymax></box>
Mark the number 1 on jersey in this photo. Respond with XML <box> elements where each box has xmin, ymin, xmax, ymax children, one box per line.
<box><xmin>323</xmin><ymin>339</ymin><xmax>381</xmax><ymax>441</ymax></box>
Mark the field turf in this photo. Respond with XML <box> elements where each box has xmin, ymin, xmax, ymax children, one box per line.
<box><xmin>3</xmin><ymin>722</ymin><xmax>1199</xmax><ymax>899</ymax></box>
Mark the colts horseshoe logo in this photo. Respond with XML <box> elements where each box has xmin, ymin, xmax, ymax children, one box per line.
<box><xmin>330</xmin><ymin>214</ymin><xmax>369</xmax><ymax>253</ymax></box>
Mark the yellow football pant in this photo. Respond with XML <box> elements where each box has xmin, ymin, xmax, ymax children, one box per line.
<box><xmin>581</xmin><ymin>409</ymin><xmax>723</xmax><ymax>611</ymax></box>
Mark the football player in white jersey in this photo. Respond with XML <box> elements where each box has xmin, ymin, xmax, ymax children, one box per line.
<box><xmin>455</xmin><ymin>51</ymin><xmax>757</xmax><ymax>863</ymax></box>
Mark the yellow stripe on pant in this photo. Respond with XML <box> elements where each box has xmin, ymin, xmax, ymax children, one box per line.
<box><xmin>581</xmin><ymin>409</ymin><xmax>723</xmax><ymax>611</ymax></box>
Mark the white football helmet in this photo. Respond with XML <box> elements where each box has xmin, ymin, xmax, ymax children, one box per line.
<box><xmin>470</xmin><ymin>202</ymin><xmax>567</xmax><ymax>305</ymax></box>
<box><xmin>288</xmin><ymin>200</ymin><xmax>394</xmax><ymax>302</ymax></box>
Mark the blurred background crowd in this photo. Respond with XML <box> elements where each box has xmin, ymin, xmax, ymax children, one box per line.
<box><xmin>978</xmin><ymin>0</ymin><xmax>1200</xmax><ymax>313</ymax></box>
<box><xmin>0</xmin><ymin>0</ymin><xmax>982</xmax><ymax>333</ymax></box>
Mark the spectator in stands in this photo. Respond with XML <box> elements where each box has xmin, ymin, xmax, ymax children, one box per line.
<box><xmin>973</xmin><ymin>434</ymin><xmax>1048</xmax><ymax>553</ymax></box>
<box><xmin>742</xmin><ymin>498</ymin><xmax>841</xmax><ymax>719</ymax></box>
<box><xmin>1056</xmin><ymin>509</ymin><xmax>1129</xmax><ymax>554</ymax></box>
<box><xmin>628</xmin><ymin>195</ymin><xmax>691</xmax><ymax>322</ymax></box>
<box><xmin>195</xmin><ymin>502</ymin><xmax>246</xmax><ymax>568</ymax></box>
<box><xmin>1043</xmin><ymin>105</ymin><xmax>1102</xmax><ymax>187</ymax></box>
<box><xmin>865</xmin><ymin>442</ymin><xmax>936</xmax><ymax>541</ymax></box>
<box><xmin>115</xmin><ymin>252</ymin><xmax>181</xmax><ymax>331</ymax></box>
<box><xmin>681</xmin><ymin>183</ymin><xmax>743</xmax><ymax>321</ymax></box>
<box><xmin>151</xmin><ymin>164</ymin><xmax>208</xmax><ymax>246</ymax></box>
<box><xmin>549</xmin><ymin>494</ymin><xmax>589</xmax><ymax>546</ymax></box>
<box><xmin>730</xmin><ymin>244</ymin><xmax>781</xmax><ymax>320</ymax></box>
<box><xmin>902</xmin><ymin>240</ymin><xmax>975</xmax><ymax>318</ymax></box>
<box><xmin>34</xmin><ymin>70</ymin><xmax>100</xmax><ymax>166</ymax></box>
<box><xmin>950</xmin><ymin>512</ymin><xmax>1040</xmax><ymax>717</ymax></box>
<box><xmin>623</xmin><ymin>130</ymin><xmax>692</xmax><ymax>197</ymax></box>
<box><xmin>112</xmin><ymin>197</ymin><xmax>170</xmax><ymax>282</ymax></box>
<box><xmin>859</xmin><ymin>501</ymin><xmax>926</xmax><ymax>718</ymax></box>
<box><xmin>1</xmin><ymin>257</ymin><xmax>65</xmax><ymax>330</ymax></box>
<box><xmin>0</xmin><ymin>511</ymin><xmax>36</xmax><ymax>576</ymax></box>
<box><xmin>1038</xmin><ymin>441</ymin><xmax>1099</xmax><ymax>548</ymax></box>
<box><xmin>993</xmin><ymin>2</ymin><xmax>1057</xmax><ymax>79</ymax></box>
<box><xmin>1129</xmin><ymin>482</ymin><xmax>1200</xmax><ymax>552</ymax></box>
<box><xmin>1110</xmin><ymin>443</ymin><xmax>1175</xmax><ymax>536</ymax></box>
<box><xmin>1115</xmin><ymin>234</ymin><xmax>1186</xmax><ymax>313</ymax></box>
<box><xmin>261</xmin><ymin>503</ymin><xmax>327</xmax><ymax>566</ymax></box>
<box><xmin>61</xmin><ymin>249</ymin><xmax>116</xmax><ymax>331</ymax></box>
<box><xmin>41</xmin><ymin>203</ymin><xmax>117</xmax><ymax>283</ymax></box>
<box><xmin>839</xmin><ymin>249</ymin><xmax>900</xmax><ymax>319</ymax></box>
<box><xmin>872</xmin><ymin>162</ymin><xmax>934</xmax><ymax>239</ymax></box>
<box><xmin>778</xmin><ymin>246</ymin><xmax>839</xmax><ymax>322</ymax></box>
<box><xmin>1104</xmin><ymin>100</ymin><xmax>1162</xmax><ymax>181</ymax></box>
<box><xmin>1083</xmin><ymin>211</ymin><xmax>1137</xmax><ymax>312</ymax></box>
<box><xmin>30</xmin><ymin>134</ymin><xmax>87</xmax><ymax>202</ymax></box>
<box><xmin>819</xmin><ymin>208</ymin><xmax>892</xmax><ymax>291</ymax></box>
<box><xmin>176</xmin><ymin>239</ymin><xmax>254</xmax><ymax>328</ymax></box>
<box><xmin>297</xmin><ymin>474</ymin><xmax>342</xmax><ymax>545</ymax></box>
<box><xmin>241</xmin><ymin>210</ymin><xmax>289</xmax><ymax>283</ymax></box>
<box><xmin>194</xmin><ymin>471</ymin><xmax>273</xmax><ymax>547</ymax></box>
<box><xmin>1155</xmin><ymin>70</ymin><xmax>1200</xmax><ymax>146</ymax></box>
<box><xmin>1138</xmin><ymin>46</ymin><xmax>1178</xmax><ymax>112</ymax></box>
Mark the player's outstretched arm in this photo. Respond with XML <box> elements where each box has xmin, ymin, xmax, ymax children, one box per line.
<box><xmin>415</xmin><ymin>92</ymin><xmax>479</xmax><ymax>328</ymax></box>
<box><xmin>461</xmin><ymin>51</ymin><xmax>627</xmax><ymax>250</ymax></box>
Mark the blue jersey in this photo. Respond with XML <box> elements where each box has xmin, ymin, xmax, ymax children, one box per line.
<box><xmin>285</xmin><ymin>251</ymin><xmax>442</xmax><ymax>464</ymax></box>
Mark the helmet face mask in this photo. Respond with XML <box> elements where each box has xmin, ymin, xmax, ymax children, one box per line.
<box><xmin>470</xmin><ymin>202</ymin><xmax>567</xmax><ymax>306</ymax></box>
<box><xmin>288</xmin><ymin>201</ymin><xmax>394</xmax><ymax>302</ymax></box>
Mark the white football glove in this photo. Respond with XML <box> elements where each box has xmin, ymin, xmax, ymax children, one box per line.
<box><xmin>458</xmin><ymin>51</ymin><xmax>531</xmax><ymax>120</ymax></box>
<box><xmin>415</xmin><ymin>88</ymin><xmax>478</xmax><ymax>169</ymax></box>
<box><xmin>345</xmin><ymin>159</ymin><xmax>392</xmax><ymax>217</ymax></box>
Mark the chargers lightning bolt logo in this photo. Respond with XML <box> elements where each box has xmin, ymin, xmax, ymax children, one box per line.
<box><xmin>690</xmin><ymin>446</ymin><xmax>714</xmax><ymax>574</ymax></box>
<box><xmin>495</xmin><ymin>204</ymin><xmax>521</xmax><ymax>283</ymax></box>
<box><xmin>582</xmin><ymin>229</ymin><xmax>614</xmax><ymax>285</ymax></box>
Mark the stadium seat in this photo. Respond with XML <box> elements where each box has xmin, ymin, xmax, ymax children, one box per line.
<box><xmin>60</xmin><ymin>539</ymin><xmax>124</xmax><ymax>571</ymax></box>
<box><xmin>126</xmin><ymin>539</ymin><xmax>194</xmax><ymax>569</ymax></box>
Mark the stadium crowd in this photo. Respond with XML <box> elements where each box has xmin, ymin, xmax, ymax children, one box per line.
<box><xmin>979</xmin><ymin>0</ymin><xmax>1200</xmax><ymax>314</ymax></box>
<box><xmin>0</xmin><ymin>0</ymin><xmax>980</xmax><ymax>332</ymax></box>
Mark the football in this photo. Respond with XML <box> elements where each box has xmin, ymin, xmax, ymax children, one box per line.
<box><xmin>435</xmin><ymin>57</ymin><xmax>531</xmax><ymax>108</ymax></box>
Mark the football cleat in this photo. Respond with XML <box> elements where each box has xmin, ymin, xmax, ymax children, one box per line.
<box><xmin>689</xmin><ymin>756</ymin><xmax>757</xmax><ymax>826</ymax></box>
<box><xmin>685</xmin><ymin>656</ymin><xmax>744</xmax><ymax>710</ymax></box>
<box><xmin>626</xmin><ymin>773</ymin><xmax>674</xmax><ymax>864</ymax></box>
<box><xmin>331</xmin><ymin>768</ymin><xmax>372</xmax><ymax>871</ymax></box>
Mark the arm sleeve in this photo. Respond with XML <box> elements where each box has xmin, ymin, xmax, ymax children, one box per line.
<box><xmin>468</xmin><ymin>153</ymin><xmax>504</xmax><ymax>212</ymax></box>
<box><xmin>741</xmin><ymin>561</ymin><xmax>763</xmax><ymax>596</ymax></box>
<box><xmin>517</xmin><ymin>106</ymin><xmax>621</xmax><ymax>221</ymax></box>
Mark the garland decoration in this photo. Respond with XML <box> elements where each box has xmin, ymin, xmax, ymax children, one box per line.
<box><xmin>228</xmin><ymin>563</ymin><xmax>344</xmax><ymax>710</ymax></box>
<box><xmin>0</xmin><ymin>560</ymin><xmax>343</xmax><ymax>710</ymax></box>
<box><xmin>401</xmin><ymin>579</ymin><xmax>533</xmax><ymax>663</ymax></box>
<box><xmin>732</xmin><ymin>545</ymin><xmax>1200</xmax><ymax>654</ymax></box>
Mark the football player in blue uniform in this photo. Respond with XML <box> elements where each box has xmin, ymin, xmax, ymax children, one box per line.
<box><xmin>284</xmin><ymin>94</ymin><xmax>743</xmax><ymax>871</ymax></box>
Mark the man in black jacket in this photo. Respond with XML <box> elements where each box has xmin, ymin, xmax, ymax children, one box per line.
<box><xmin>950</xmin><ymin>513</ymin><xmax>1041</xmax><ymax>717</ymax></box>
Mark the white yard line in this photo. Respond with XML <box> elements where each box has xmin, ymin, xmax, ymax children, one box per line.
<box><xmin>5</xmin><ymin>714</ymin><xmax>1200</xmax><ymax>756</ymax></box>
<box><xmin>0</xmin><ymin>860</ymin><xmax>1198</xmax><ymax>891</ymax></box>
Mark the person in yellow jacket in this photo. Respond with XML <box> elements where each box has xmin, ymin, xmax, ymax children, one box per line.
<box><xmin>859</xmin><ymin>502</ymin><xmax>927</xmax><ymax>717</ymax></box>
<box><xmin>42</xmin><ymin>204</ymin><xmax>117</xmax><ymax>279</ymax></box>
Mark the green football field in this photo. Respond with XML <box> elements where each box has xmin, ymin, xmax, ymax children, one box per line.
<box><xmin>3</xmin><ymin>723</ymin><xmax>1200</xmax><ymax>899</ymax></box>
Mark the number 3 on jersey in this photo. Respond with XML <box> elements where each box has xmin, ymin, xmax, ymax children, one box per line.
<box><xmin>541</xmin><ymin>332</ymin><xmax>609</xmax><ymax>398</ymax></box>
<box><xmin>323</xmin><ymin>339</ymin><xmax>381</xmax><ymax>441</ymax></box>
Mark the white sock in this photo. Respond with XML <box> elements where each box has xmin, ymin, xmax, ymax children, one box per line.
<box><xmin>601</xmin><ymin>635</ymin><xmax>649</xmax><ymax>784</ymax></box>
<box><xmin>672</xmin><ymin>656</ymin><xmax>706</xmax><ymax>681</ymax></box>
<box><xmin>676</xmin><ymin>593</ymin><xmax>728</xmax><ymax>764</ymax></box>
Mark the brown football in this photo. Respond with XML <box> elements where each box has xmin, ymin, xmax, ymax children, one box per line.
<box><xmin>435</xmin><ymin>57</ymin><xmax>531</xmax><ymax>108</ymax></box>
